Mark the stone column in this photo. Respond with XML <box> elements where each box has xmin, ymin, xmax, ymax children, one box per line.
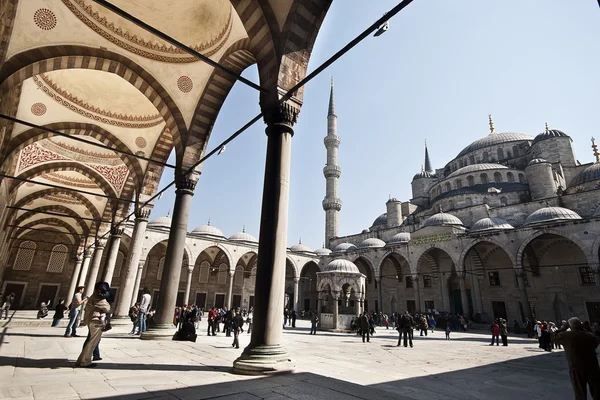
<box><xmin>354</xmin><ymin>294</ymin><xmax>362</xmax><ymax>316</ymax></box>
<box><xmin>130</xmin><ymin>260</ymin><xmax>145</xmax><ymax>307</ymax></box>
<box><xmin>470</xmin><ymin>275</ymin><xmax>483</xmax><ymax>314</ymax></box>
<box><xmin>414</xmin><ymin>277</ymin><xmax>421</xmax><ymax>312</ymax></box>
<box><xmin>439</xmin><ymin>273</ymin><xmax>450</xmax><ymax>312</ymax></box>
<box><xmin>293</xmin><ymin>278</ymin><xmax>300</xmax><ymax>312</ymax></box>
<box><xmin>101</xmin><ymin>226</ymin><xmax>124</xmax><ymax>285</ymax></box>
<box><xmin>458</xmin><ymin>273</ymin><xmax>470</xmax><ymax>317</ymax></box>
<box><xmin>332</xmin><ymin>292</ymin><xmax>339</xmax><ymax>330</ymax></box>
<box><xmin>77</xmin><ymin>248</ymin><xmax>93</xmax><ymax>287</ymax></box>
<box><xmin>376</xmin><ymin>277</ymin><xmax>383</xmax><ymax>313</ymax></box>
<box><xmin>113</xmin><ymin>208</ymin><xmax>150</xmax><ymax>318</ymax></box>
<box><xmin>233</xmin><ymin>102</ymin><xmax>299</xmax><ymax>375</ymax></box>
<box><xmin>184</xmin><ymin>266</ymin><xmax>194</xmax><ymax>306</ymax></box>
<box><xmin>516</xmin><ymin>269</ymin><xmax>534</xmax><ymax>321</ymax></box>
<box><xmin>85</xmin><ymin>240</ymin><xmax>106</xmax><ymax>298</ymax></box>
<box><xmin>142</xmin><ymin>171</ymin><xmax>198</xmax><ymax>340</ymax></box>
<box><xmin>225</xmin><ymin>270</ymin><xmax>235</xmax><ymax>309</ymax></box>
<box><xmin>66</xmin><ymin>254</ymin><xmax>83</xmax><ymax>305</ymax></box>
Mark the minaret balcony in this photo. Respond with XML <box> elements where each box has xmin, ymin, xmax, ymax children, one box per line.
<box><xmin>324</xmin><ymin>136</ymin><xmax>341</xmax><ymax>147</ymax></box>
<box><xmin>323</xmin><ymin>165</ymin><xmax>341</xmax><ymax>178</ymax></box>
<box><xmin>322</xmin><ymin>197</ymin><xmax>342</xmax><ymax>211</ymax></box>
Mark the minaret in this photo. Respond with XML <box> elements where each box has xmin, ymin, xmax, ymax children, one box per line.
<box><xmin>424</xmin><ymin>140</ymin><xmax>433</xmax><ymax>173</ymax></box>
<box><xmin>323</xmin><ymin>77</ymin><xmax>342</xmax><ymax>248</ymax></box>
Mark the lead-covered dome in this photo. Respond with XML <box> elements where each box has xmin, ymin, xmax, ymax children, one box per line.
<box><xmin>191</xmin><ymin>224</ymin><xmax>225</xmax><ymax>238</ymax></box>
<box><xmin>333</xmin><ymin>242</ymin><xmax>358</xmax><ymax>253</ymax></box>
<box><xmin>229</xmin><ymin>231</ymin><xmax>258</xmax><ymax>243</ymax></box>
<box><xmin>412</xmin><ymin>170</ymin><xmax>435</xmax><ymax>181</ymax></box>
<box><xmin>524</xmin><ymin>207</ymin><xmax>582</xmax><ymax>226</ymax></box>
<box><xmin>423</xmin><ymin>212</ymin><xmax>464</xmax><ymax>227</ymax></box>
<box><xmin>290</xmin><ymin>243</ymin><xmax>314</xmax><ymax>253</ymax></box>
<box><xmin>448</xmin><ymin>163</ymin><xmax>508</xmax><ymax>178</ymax></box>
<box><xmin>371</xmin><ymin>213</ymin><xmax>387</xmax><ymax>228</ymax></box>
<box><xmin>457</xmin><ymin>132</ymin><xmax>533</xmax><ymax>157</ymax></box>
<box><xmin>358</xmin><ymin>238</ymin><xmax>385</xmax><ymax>249</ymax></box>
<box><xmin>147</xmin><ymin>216</ymin><xmax>171</xmax><ymax>229</ymax></box>
<box><xmin>527</xmin><ymin>158</ymin><xmax>549</xmax><ymax>166</ymax></box>
<box><xmin>470</xmin><ymin>217</ymin><xmax>514</xmax><ymax>232</ymax></box>
<box><xmin>387</xmin><ymin>232</ymin><xmax>411</xmax><ymax>244</ymax></box>
<box><xmin>315</xmin><ymin>247</ymin><xmax>332</xmax><ymax>256</ymax></box>
<box><xmin>323</xmin><ymin>259</ymin><xmax>360</xmax><ymax>273</ymax></box>
<box><xmin>532</xmin><ymin>129</ymin><xmax>569</xmax><ymax>145</ymax></box>
<box><xmin>569</xmin><ymin>163</ymin><xmax>600</xmax><ymax>187</ymax></box>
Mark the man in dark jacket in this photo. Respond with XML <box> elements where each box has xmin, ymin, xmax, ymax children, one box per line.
<box><xmin>359</xmin><ymin>313</ymin><xmax>370</xmax><ymax>343</ymax></box>
<box><xmin>231</xmin><ymin>308</ymin><xmax>245</xmax><ymax>349</ymax></box>
<box><xmin>400</xmin><ymin>311</ymin><xmax>414</xmax><ymax>348</ymax></box>
<box><xmin>553</xmin><ymin>317</ymin><xmax>600</xmax><ymax>400</ymax></box>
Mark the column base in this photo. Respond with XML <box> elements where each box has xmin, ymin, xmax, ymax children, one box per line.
<box><xmin>140</xmin><ymin>323</ymin><xmax>176</xmax><ymax>341</ymax></box>
<box><xmin>109</xmin><ymin>315</ymin><xmax>132</xmax><ymax>326</ymax></box>
<box><xmin>232</xmin><ymin>344</ymin><xmax>295</xmax><ymax>375</ymax></box>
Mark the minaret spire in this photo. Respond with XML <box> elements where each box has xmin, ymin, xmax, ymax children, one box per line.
<box><xmin>323</xmin><ymin>77</ymin><xmax>342</xmax><ymax>248</ymax></box>
<box><xmin>424</xmin><ymin>139</ymin><xmax>433</xmax><ymax>173</ymax></box>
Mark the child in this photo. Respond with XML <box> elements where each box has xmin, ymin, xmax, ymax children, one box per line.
<box><xmin>445</xmin><ymin>325</ymin><xmax>451</xmax><ymax>340</ymax></box>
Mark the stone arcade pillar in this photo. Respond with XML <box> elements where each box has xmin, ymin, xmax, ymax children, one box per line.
<box><xmin>130</xmin><ymin>260</ymin><xmax>145</xmax><ymax>307</ymax></box>
<box><xmin>113</xmin><ymin>208</ymin><xmax>150</xmax><ymax>318</ymax></box>
<box><xmin>233</xmin><ymin>102</ymin><xmax>298</xmax><ymax>375</ymax></box>
<box><xmin>293</xmin><ymin>278</ymin><xmax>299</xmax><ymax>312</ymax></box>
<box><xmin>66</xmin><ymin>254</ymin><xmax>83</xmax><ymax>305</ymax></box>
<box><xmin>414</xmin><ymin>277</ymin><xmax>422</xmax><ymax>312</ymax></box>
<box><xmin>184</xmin><ymin>266</ymin><xmax>194</xmax><ymax>306</ymax></box>
<box><xmin>470</xmin><ymin>275</ymin><xmax>483</xmax><ymax>314</ymax></box>
<box><xmin>354</xmin><ymin>294</ymin><xmax>362</xmax><ymax>316</ymax></box>
<box><xmin>439</xmin><ymin>273</ymin><xmax>450</xmax><ymax>312</ymax></box>
<box><xmin>85</xmin><ymin>240</ymin><xmax>106</xmax><ymax>298</ymax></box>
<box><xmin>142</xmin><ymin>171</ymin><xmax>198</xmax><ymax>340</ymax></box>
<box><xmin>77</xmin><ymin>248</ymin><xmax>93</xmax><ymax>287</ymax></box>
<box><xmin>376</xmin><ymin>277</ymin><xmax>383</xmax><ymax>313</ymax></box>
<box><xmin>516</xmin><ymin>269</ymin><xmax>534</xmax><ymax>321</ymax></box>
<box><xmin>101</xmin><ymin>226</ymin><xmax>124</xmax><ymax>285</ymax></box>
<box><xmin>225</xmin><ymin>270</ymin><xmax>235</xmax><ymax>309</ymax></box>
<box><xmin>332</xmin><ymin>291</ymin><xmax>339</xmax><ymax>330</ymax></box>
<box><xmin>458</xmin><ymin>273</ymin><xmax>470</xmax><ymax>317</ymax></box>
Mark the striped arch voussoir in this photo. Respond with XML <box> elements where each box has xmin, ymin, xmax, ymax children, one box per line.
<box><xmin>12</xmin><ymin>205</ymin><xmax>89</xmax><ymax>236</ymax></box>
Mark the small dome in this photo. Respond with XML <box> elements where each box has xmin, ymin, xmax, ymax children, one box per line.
<box><xmin>371</xmin><ymin>213</ymin><xmax>387</xmax><ymax>228</ymax></box>
<box><xmin>527</xmin><ymin>158</ymin><xmax>549</xmax><ymax>166</ymax></box>
<box><xmin>229</xmin><ymin>231</ymin><xmax>258</xmax><ymax>243</ymax></box>
<box><xmin>147</xmin><ymin>216</ymin><xmax>172</xmax><ymax>229</ymax></box>
<box><xmin>470</xmin><ymin>217</ymin><xmax>514</xmax><ymax>232</ymax></box>
<box><xmin>290</xmin><ymin>243</ymin><xmax>313</xmax><ymax>253</ymax></box>
<box><xmin>457</xmin><ymin>132</ymin><xmax>533</xmax><ymax>157</ymax></box>
<box><xmin>358</xmin><ymin>238</ymin><xmax>386</xmax><ymax>249</ymax></box>
<box><xmin>412</xmin><ymin>170</ymin><xmax>435</xmax><ymax>181</ymax></box>
<box><xmin>362</xmin><ymin>229</ymin><xmax>370</xmax><ymax>234</ymax></box>
<box><xmin>423</xmin><ymin>212</ymin><xmax>464</xmax><ymax>227</ymax></box>
<box><xmin>569</xmin><ymin>163</ymin><xmax>600</xmax><ymax>187</ymax></box>
<box><xmin>323</xmin><ymin>259</ymin><xmax>360</xmax><ymax>273</ymax></box>
<box><xmin>387</xmin><ymin>232</ymin><xmax>411</xmax><ymax>244</ymax></box>
<box><xmin>191</xmin><ymin>224</ymin><xmax>225</xmax><ymax>238</ymax></box>
<box><xmin>333</xmin><ymin>242</ymin><xmax>358</xmax><ymax>253</ymax></box>
<box><xmin>532</xmin><ymin>129</ymin><xmax>569</xmax><ymax>145</ymax></box>
<box><xmin>447</xmin><ymin>163</ymin><xmax>508</xmax><ymax>178</ymax></box>
<box><xmin>314</xmin><ymin>247</ymin><xmax>332</xmax><ymax>256</ymax></box>
<box><xmin>524</xmin><ymin>207</ymin><xmax>582</xmax><ymax>226</ymax></box>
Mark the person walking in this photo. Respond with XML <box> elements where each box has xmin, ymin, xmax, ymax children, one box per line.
<box><xmin>553</xmin><ymin>317</ymin><xmax>600</xmax><ymax>400</ymax></box>
<box><xmin>445</xmin><ymin>325</ymin><xmax>451</xmax><ymax>340</ymax></box>
<box><xmin>310</xmin><ymin>311</ymin><xmax>319</xmax><ymax>335</ymax></box>
<box><xmin>291</xmin><ymin>310</ymin><xmax>297</xmax><ymax>328</ymax></box>
<box><xmin>419</xmin><ymin>315</ymin><xmax>428</xmax><ymax>337</ymax></box>
<box><xmin>231</xmin><ymin>308</ymin><xmax>244</xmax><ymax>349</ymax></box>
<box><xmin>359</xmin><ymin>312</ymin><xmax>370</xmax><ymax>343</ymax></box>
<box><xmin>51</xmin><ymin>299</ymin><xmax>67</xmax><ymax>327</ymax></box>
<box><xmin>500</xmin><ymin>319</ymin><xmax>508</xmax><ymax>346</ymax></box>
<box><xmin>1</xmin><ymin>292</ymin><xmax>16</xmax><ymax>319</ymax></box>
<box><xmin>400</xmin><ymin>311</ymin><xmax>413</xmax><ymax>348</ymax></box>
<box><xmin>490</xmin><ymin>320</ymin><xmax>500</xmax><ymax>346</ymax></box>
<box><xmin>65</xmin><ymin>286</ymin><xmax>87</xmax><ymax>337</ymax></box>
<box><xmin>207</xmin><ymin>307</ymin><xmax>217</xmax><ymax>336</ymax></box>
<box><xmin>224</xmin><ymin>308</ymin><xmax>233</xmax><ymax>337</ymax></box>
<box><xmin>136</xmin><ymin>288</ymin><xmax>151</xmax><ymax>336</ymax></box>
<box><xmin>75</xmin><ymin>282</ymin><xmax>111</xmax><ymax>368</ymax></box>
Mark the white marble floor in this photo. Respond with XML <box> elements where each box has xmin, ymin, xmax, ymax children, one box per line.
<box><xmin>0</xmin><ymin>312</ymin><xmax>578</xmax><ymax>400</ymax></box>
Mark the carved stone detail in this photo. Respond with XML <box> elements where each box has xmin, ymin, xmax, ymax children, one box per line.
<box><xmin>111</xmin><ymin>226</ymin><xmax>125</xmax><ymax>236</ymax></box>
<box><xmin>135</xmin><ymin>206</ymin><xmax>152</xmax><ymax>221</ymax></box>
<box><xmin>262</xmin><ymin>101</ymin><xmax>300</xmax><ymax>127</ymax></box>
<box><xmin>175</xmin><ymin>171</ymin><xmax>199</xmax><ymax>193</ymax></box>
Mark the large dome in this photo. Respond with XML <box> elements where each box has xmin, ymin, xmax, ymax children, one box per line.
<box><xmin>532</xmin><ymin>129</ymin><xmax>569</xmax><ymax>145</ymax></box>
<box><xmin>229</xmin><ymin>231</ymin><xmax>258</xmax><ymax>243</ymax></box>
<box><xmin>371</xmin><ymin>213</ymin><xmax>387</xmax><ymax>228</ymax></box>
<box><xmin>569</xmin><ymin>163</ymin><xmax>600</xmax><ymax>187</ymax></box>
<box><xmin>315</xmin><ymin>247</ymin><xmax>333</xmax><ymax>256</ymax></box>
<box><xmin>333</xmin><ymin>242</ymin><xmax>358</xmax><ymax>253</ymax></box>
<box><xmin>470</xmin><ymin>217</ymin><xmax>514</xmax><ymax>233</ymax></box>
<box><xmin>147</xmin><ymin>216</ymin><xmax>172</xmax><ymax>229</ymax></box>
<box><xmin>412</xmin><ymin>170</ymin><xmax>435</xmax><ymax>181</ymax></box>
<box><xmin>290</xmin><ymin>243</ymin><xmax>314</xmax><ymax>253</ymax></box>
<box><xmin>423</xmin><ymin>212</ymin><xmax>464</xmax><ymax>227</ymax></box>
<box><xmin>524</xmin><ymin>207</ymin><xmax>582</xmax><ymax>226</ymax></box>
<box><xmin>447</xmin><ymin>163</ymin><xmax>508</xmax><ymax>178</ymax></box>
<box><xmin>387</xmin><ymin>232</ymin><xmax>411</xmax><ymax>244</ymax></box>
<box><xmin>191</xmin><ymin>224</ymin><xmax>224</xmax><ymax>238</ymax></box>
<box><xmin>457</xmin><ymin>132</ymin><xmax>533</xmax><ymax>157</ymax></box>
<box><xmin>358</xmin><ymin>238</ymin><xmax>386</xmax><ymax>249</ymax></box>
<box><xmin>323</xmin><ymin>259</ymin><xmax>360</xmax><ymax>273</ymax></box>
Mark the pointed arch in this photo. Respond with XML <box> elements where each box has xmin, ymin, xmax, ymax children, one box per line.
<box><xmin>516</xmin><ymin>229</ymin><xmax>593</xmax><ymax>268</ymax></box>
<box><xmin>10</xmin><ymin>188</ymin><xmax>101</xmax><ymax>224</ymax></box>
<box><xmin>12</xmin><ymin>204</ymin><xmax>89</xmax><ymax>235</ymax></box>
<box><xmin>12</xmin><ymin>218</ymin><xmax>80</xmax><ymax>244</ymax></box>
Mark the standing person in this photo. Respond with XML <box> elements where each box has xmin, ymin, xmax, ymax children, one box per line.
<box><xmin>400</xmin><ymin>311</ymin><xmax>413</xmax><ymax>348</ymax></box>
<box><xmin>445</xmin><ymin>325</ymin><xmax>451</xmax><ymax>340</ymax></box>
<box><xmin>459</xmin><ymin>315</ymin><xmax>466</xmax><ymax>332</ymax></box>
<box><xmin>553</xmin><ymin>317</ymin><xmax>600</xmax><ymax>400</ymax></box>
<box><xmin>490</xmin><ymin>320</ymin><xmax>500</xmax><ymax>346</ymax></box>
<box><xmin>231</xmin><ymin>308</ymin><xmax>244</xmax><ymax>349</ymax></box>
<box><xmin>535</xmin><ymin>321</ymin><xmax>543</xmax><ymax>348</ymax></box>
<box><xmin>136</xmin><ymin>288</ymin><xmax>151</xmax><ymax>336</ymax></box>
<box><xmin>65</xmin><ymin>287</ymin><xmax>87</xmax><ymax>337</ymax></box>
<box><xmin>51</xmin><ymin>299</ymin><xmax>67</xmax><ymax>327</ymax></box>
<box><xmin>309</xmin><ymin>311</ymin><xmax>319</xmax><ymax>335</ymax></box>
<box><xmin>128</xmin><ymin>303</ymin><xmax>140</xmax><ymax>334</ymax></box>
<box><xmin>283</xmin><ymin>309</ymin><xmax>288</xmax><ymax>329</ymax></box>
<box><xmin>291</xmin><ymin>310</ymin><xmax>297</xmax><ymax>328</ymax></box>
<box><xmin>207</xmin><ymin>307</ymin><xmax>217</xmax><ymax>336</ymax></box>
<box><xmin>359</xmin><ymin>312</ymin><xmax>370</xmax><ymax>343</ymax></box>
<box><xmin>500</xmin><ymin>319</ymin><xmax>508</xmax><ymax>346</ymax></box>
<box><xmin>224</xmin><ymin>308</ymin><xmax>233</xmax><ymax>337</ymax></box>
<box><xmin>75</xmin><ymin>282</ymin><xmax>111</xmax><ymax>368</ymax></box>
<box><xmin>1</xmin><ymin>292</ymin><xmax>16</xmax><ymax>319</ymax></box>
<box><xmin>428</xmin><ymin>315</ymin><xmax>436</xmax><ymax>333</ymax></box>
<box><xmin>419</xmin><ymin>315</ymin><xmax>428</xmax><ymax>337</ymax></box>
<box><xmin>246</xmin><ymin>309</ymin><xmax>252</xmax><ymax>335</ymax></box>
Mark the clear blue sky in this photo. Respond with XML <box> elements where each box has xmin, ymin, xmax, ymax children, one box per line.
<box><xmin>150</xmin><ymin>0</ymin><xmax>600</xmax><ymax>251</ymax></box>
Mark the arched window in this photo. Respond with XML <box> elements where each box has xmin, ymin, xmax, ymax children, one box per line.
<box><xmin>447</xmin><ymin>200</ymin><xmax>454</xmax><ymax>210</ymax></box>
<box><xmin>113</xmin><ymin>251</ymin><xmax>125</xmax><ymax>278</ymax></box>
<box><xmin>14</xmin><ymin>241</ymin><xmax>36</xmax><ymax>271</ymax></box>
<box><xmin>513</xmin><ymin>145</ymin><xmax>519</xmax><ymax>157</ymax></box>
<box><xmin>494</xmin><ymin>172</ymin><xmax>502</xmax><ymax>183</ymax></box>
<box><xmin>467</xmin><ymin>176</ymin><xmax>475</xmax><ymax>187</ymax></box>
<box><xmin>518</xmin><ymin>173</ymin><xmax>526</xmax><ymax>184</ymax></box>
<box><xmin>46</xmin><ymin>244</ymin><xmax>67</xmax><ymax>273</ymax></box>
<box><xmin>480</xmin><ymin>173</ymin><xmax>488</xmax><ymax>184</ymax></box>
<box><xmin>455</xmin><ymin>179</ymin><xmax>462</xmax><ymax>189</ymax></box>
<box><xmin>445</xmin><ymin>182</ymin><xmax>451</xmax><ymax>192</ymax></box>
<box><xmin>199</xmin><ymin>261</ymin><xmax>210</xmax><ymax>283</ymax></box>
<box><xmin>217</xmin><ymin>263</ymin><xmax>228</xmax><ymax>285</ymax></box>
<box><xmin>157</xmin><ymin>257</ymin><xmax>165</xmax><ymax>280</ymax></box>
<box><xmin>500</xmin><ymin>197</ymin><xmax>508</xmax><ymax>206</ymax></box>
<box><xmin>482</xmin><ymin>151</ymin><xmax>489</xmax><ymax>162</ymax></box>
<box><xmin>497</xmin><ymin>148</ymin><xmax>504</xmax><ymax>160</ymax></box>
<box><xmin>519</xmin><ymin>193</ymin><xmax>528</xmax><ymax>203</ymax></box>
<box><xmin>469</xmin><ymin>155</ymin><xmax>475</xmax><ymax>164</ymax></box>
<box><xmin>465</xmin><ymin>197</ymin><xmax>473</xmax><ymax>207</ymax></box>
<box><xmin>234</xmin><ymin>265</ymin><xmax>244</xmax><ymax>286</ymax></box>
<box><xmin>507</xmin><ymin>172</ymin><xmax>515</xmax><ymax>183</ymax></box>
<box><xmin>250</xmin><ymin>266</ymin><xmax>257</xmax><ymax>287</ymax></box>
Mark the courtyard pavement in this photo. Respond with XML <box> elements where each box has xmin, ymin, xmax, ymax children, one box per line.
<box><xmin>0</xmin><ymin>311</ymin><xmax>579</xmax><ymax>400</ymax></box>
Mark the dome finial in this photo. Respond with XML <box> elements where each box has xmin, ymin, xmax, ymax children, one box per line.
<box><xmin>242</xmin><ymin>225</ymin><xmax>246</xmax><ymax>233</ymax></box>
<box><xmin>421</xmin><ymin>164</ymin><xmax>424</xmax><ymax>173</ymax></box>
<box><xmin>439</xmin><ymin>206</ymin><xmax>444</xmax><ymax>213</ymax></box>
<box><xmin>207</xmin><ymin>218</ymin><xmax>211</xmax><ymax>226</ymax></box>
<box><xmin>299</xmin><ymin>237</ymin><xmax>302</xmax><ymax>244</ymax></box>
<box><xmin>488</xmin><ymin>114</ymin><xmax>495</xmax><ymax>134</ymax></box>
<box><xmin>166</xmin><ymin>208</ymin><xmax>171</xmax><ymax>218</ymax></box>
<box><xmin>545</xmin><ymin>122</ymin><xmax>549</xmax><ymax>133</ymax></box>
<box><xmin>592</xmin><ymin>137</ymin><xmax>600</xmax><ymax>163</ymax></box>
<box><xmin>485</xmin><ymin>205</ymin><xmax>491</xmax><ymax>218</ymax></box>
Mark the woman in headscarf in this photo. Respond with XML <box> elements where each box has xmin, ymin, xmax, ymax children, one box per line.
<box><xmin>75</xmin><ymin>282</ymin><xmax>111</xmax><ymax>368</ymax></box>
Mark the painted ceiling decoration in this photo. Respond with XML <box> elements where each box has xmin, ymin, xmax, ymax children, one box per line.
<box><xmin>45</xmin><ymin>138</ymin><xmax>122</xmax><ymax>163</ymax></box>
<box><xmin>61</xmin><ymin>0</ymin><xmax>234</xmax><ymax>63</ymax></box>
<box><xmin>30</xmin><ymin>102</ymin><xmax>47</xmax><ymax>116</ymax></box>
<box><xmin>44</xmin><ymin>193</ymin><xmax>85</xmax><ymax>205</ymax></box>
<box><xmin>33</xmin><ymin>8</ymin><xmax>58</xmax><ymax>30</ymax></box>
<box><xmin>42</xmin><ymin>172</ymin><xmax>101</xmax><ymax>189</ymax></box>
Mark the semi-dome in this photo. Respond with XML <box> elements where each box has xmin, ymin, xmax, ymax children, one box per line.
<box><xmin>147</xmin><ymin>216</ymin><xmax>172</xmax><ymax>229</ymax></box>
<box><xmin>569</xmin><ymin>163</ymin><xmax>600</xmax><ymax>187</ymax></box>
<box><xmin>470</xmin><ymin>217</ymin><xmax>514</xmax><ymax>232</ymax></box>
<box><xmin>229</xmin><ymin>231</ymin><xmax>258</xmax><ymax>243</ymax></box>
<box><xmin>412</xmin><ymin>170</ymin><xmax>435</xmax><ymax>181</ymax></box>
<box><xmin>387</xmin><ymin>232</ymin><xmax>411</xmax><ymax>244</ymax></box>
<box><xmin>191</xmin><ymin>224</ymin><xmax>225</xmax><ymax>238</ymax></box>
<box><xmin>423</xmin><ymin>212</ymin><xmax>464</xmax><ymax>227</ymax></box>
<box><xmin>333</xmin><ymin>242</ymin><xmax>358</xmax><ymax>253</ymax></box>
<box><xmin>524</xmin><ymin>207</ymin><xmax>582</xmax><ymax>226</ymax></box>
<box><xmin>532</xmin><ymin>129</ymin><xmax>569</xmax><ymax>145</ymax></box>
<box><xmin>290</xmin><ymin>243</ymin><xmax>314</xmax><ymax>253</ymax></box>
<box><xmin>527</xmin><ymin>158</ymin><xmax>549</xmax><ymax>166</ymax></box>
<box><xmin>315</xmin><ymin>247</ymin><xmax>333</xmax><ymax>256</ymax></box>
<box><xmin>457</xmin><ymin>132</ymin><xmax>533</xmax><ymax>157</ymax></box>
<box><xmin>358</xmin><ymin>238</ymin><xmax>386</xmax><ymax>249</ymax></box>
<box><xmin>323</xmin><ymin>259</ymin><xmax>360</xmax><ymax>273</ymax></box>
<box><xmin>371</xmin><ymin>213</ymin><xmax>387</xmax><ymax>228</ymax></box>
<box><xmin>447</xmin><ymin>163</ymin><xmax>509</xmax><ymax>178</ymax></box>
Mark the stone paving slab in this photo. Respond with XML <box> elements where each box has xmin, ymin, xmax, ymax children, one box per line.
<box><xmin>0</xmin><ymin>313</ymin><xmax>585</xmax><ymax>400</ymax></box>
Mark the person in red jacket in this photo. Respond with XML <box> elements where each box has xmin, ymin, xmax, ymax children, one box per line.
<box><xmin>490</xmin><ymin>320</ymin><xmax>500</xmax><ymax>346</ymax></box>
<box><xmin>207</xmin><ymin>307</ymin><xmax>217</xmax><ymax>336</ymax></box>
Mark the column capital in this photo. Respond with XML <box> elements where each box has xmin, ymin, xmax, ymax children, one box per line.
<box><xmin>83</xmin><ymin>248</ymin><xmax>93</xmax><ymax>258</ymax></box>
<box><xmin>94</xmin><ymin>239</ymin><xmax>107</xmax><ymax>249</ymax></box>
<box><xmin>175</xmin><ymin>170</ymin><xmax>199</xmax><ymax>194</ymax></box>
<box><xmin>261</xmin><ymin>100</ymin><xmax>300</xmax><ymax>128</ymax></box>
<box><xmin>293</xmin><ymin>277</ymin><xmax>300</xmax><ymax>284</ymax></box>
<box><xmin>187</xmin><ymin>266</ymin><xmax>195</xmax><ymax>273</ymax></box>
<box><xmin>111</xmin><ymin>225</ymin><xmax>125</xmax><ymax>237</ymax></box>
<box><xmin>138</xmin><ymin>260</ymin><xmax>145</xmax><ymax>269</ymax></box>
<box><xmin>135</xmin><ymin>206</ymin><xmax>152</xmax><ymax>221</ymax></box>
<box><xmin>75</xmin><ymin>254</ymin><xmax>83</xmax><ymax>263</ymax></box>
